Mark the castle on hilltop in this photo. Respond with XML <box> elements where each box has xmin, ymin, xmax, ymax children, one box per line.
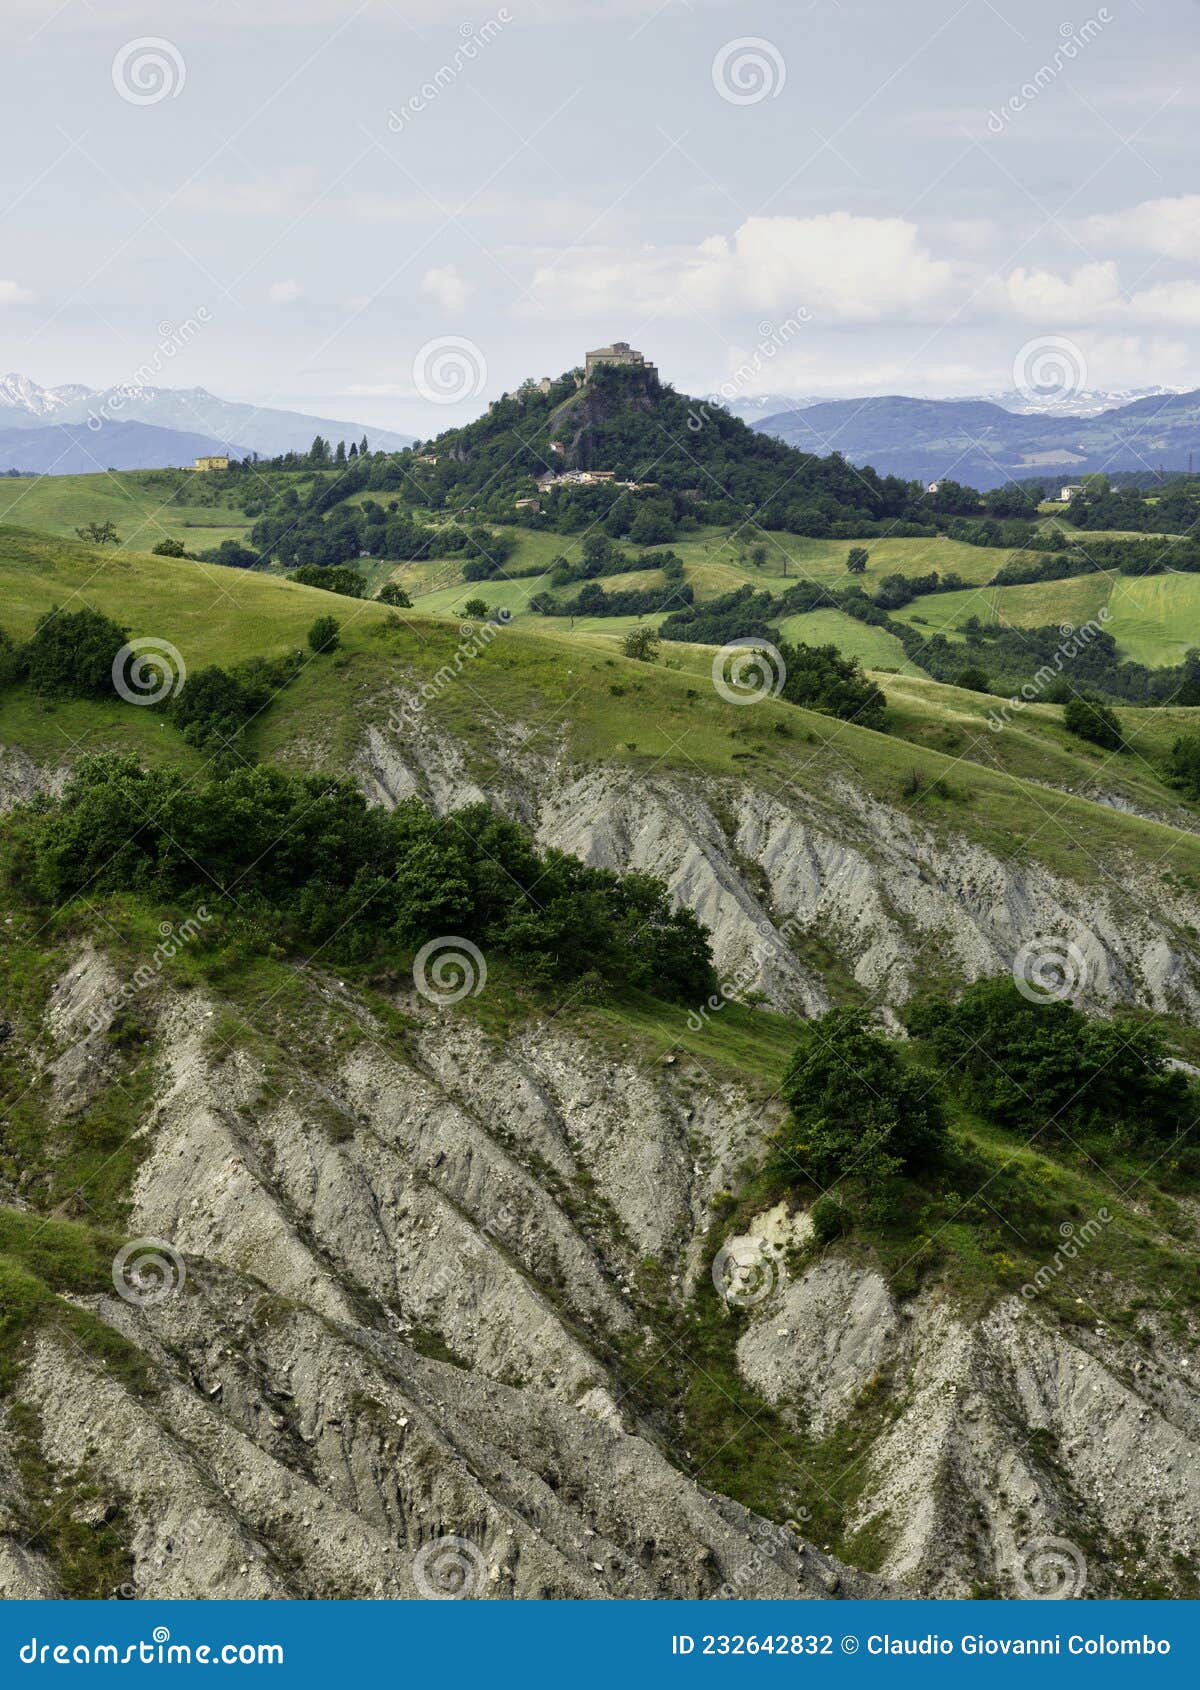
<box><xmin>584</xmin><ymin>341</ymin><xmax>657</xmax><ymax>381</ymax></box>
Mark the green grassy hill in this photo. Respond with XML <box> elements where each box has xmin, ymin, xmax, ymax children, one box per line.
<box><xmin>3</xmin><ymin>524</ymin><xmax>1200</xmax><ymax>883</ymax></box>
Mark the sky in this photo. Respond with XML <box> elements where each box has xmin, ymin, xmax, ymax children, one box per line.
<box><xmin>2</xmin><ymin>0</ymin><xmax>1200</xmax><ymax>435</ymax></box>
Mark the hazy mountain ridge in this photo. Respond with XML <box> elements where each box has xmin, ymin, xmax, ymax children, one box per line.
<box><xmin>0</xmin><ymin>372</ymin><xmax>414</xmax><ymax>460</ymax></box>
<box><xmin>0</xmin><ymin>420</ymin><xmax>250</xmax><ymax>475</ymax></box>
<box><xmin>754</xmin><ymin>387</ymin><xmax>1200</xmax><ymax>488</ymax></box>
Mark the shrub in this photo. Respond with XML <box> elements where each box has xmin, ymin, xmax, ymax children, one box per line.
<box><xmin>169</xmin><ymin>663</ymin><xmax>280</xmax><ymax>756</ymax></box>
<box><xmin>23</xmin><ymin>607</ymin><xmax>129</xmax><ymax>699</ymax></box>
<box><xmin>774</xmin><ymin>1007</ymin><xmax>947</xmax><ymax>1185</ymax></box>
<box><xmin>1063</xmin><ymin>692</ymin><xmax>1123</xmax><ymax>750</ymax></box>
<box><xmin>621</xmin><ymin>626</ymin><xmax>660</xmax><ymax>662</ymax></box>
<box><xmin>461</xmin><ymin>599</ymin><xmax>489</xmax><ymax>620</ymax></box>
<box><xmin>1164</xmin><ymin>733</ymin><xmax>1200</xmax><ymax>800</ymax></box>
<box><xmin>0</xmin><ymin>626</ymin><xmax>21</xmax><ymax>689</ymax></box>
<box><xmin>307</xmin><ymin>615</ymin><xmax>340</xmax><ymax>654</ymax></box>
<box><xmin>908</xmin><ymin>978</ymin><xmax>1192</xmax><ymax>1146</ymax></box>
<box><xmin>6</xmin><ymin>756</ymin><xmax>716</xmax><ymax>1003</ymax></box>
<box><xmin>151</xmin><ymin>538</ymin><xmax>193</xmax><ymax>559</ymax></box>
<box><xmin>291</xmin><ymin>565</ymin><xmax>364</xmax><ymax>598</ymax></box>
<box><xmin>202</xmin><ymin>539</ymin><xmax>262</xmax><ymax>570</ymax></box>
<box><xmin>809</xmin><ymin>1194</ymin><xmax>850</xmax><ymax>1243</ymax></box>
<box><xmin>376</xmin><ymin>582</ymin><xmax>412</xmax><ymax>608</ymax></box>
<box><xmin>955</xmin><ymin>665</ymin><xmax>991</xmax><ymax>693</ymax></box>
<box><xmin>778</xmin><ymin>640</ymin><xmax>887</xmax><ymax>730</ymax></box>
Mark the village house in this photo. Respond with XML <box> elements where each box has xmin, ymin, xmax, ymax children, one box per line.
<box><xmin>1060</xmin><ymin>483</ymin><xmax>1084</xmax><ymax>501</ymax></box>
<box><xmin>194</xmin><ymin>454</ymin><xmax>230</xmax><ymax>472</ymax></box>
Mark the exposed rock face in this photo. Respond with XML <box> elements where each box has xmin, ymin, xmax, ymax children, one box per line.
<box><xmin>352</xmin><ymin>709</ymin><xmax>1200</xmax><ymax>1023</ymax></box>
<box><xmin>3</xmin><ymin>711</ymin><xmax>1199</xmax><ymax>1603</ymax></box>
<box><xmin>2</xmin><ymin>944</ymin><xmax>1197</xmax><ymax>1602</ymax></box>
<box><xmin>0</xmin><ymin>954</ymin><xmax>871</xmax><ymax>1601</ymax></box>
<box><xmin>736</xmin><ymin>1253</ymin><xmax>1200</xmax><ymax>1599</ymax></box>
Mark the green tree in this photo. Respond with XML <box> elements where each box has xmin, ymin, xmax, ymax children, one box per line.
<box><xmin>621</xmin><ymin>626</ymin><xmax>661</xmax><ymax>663</ymax></box>
<box><xmin>908</xmin><ymin>978</ymin><xmax>1191</xmax><ymax>1146</ymax></box>
<box><xmin>778</xmin><ymin>640</ymin><xmax>887</xmax><ymax>730</ymax></box>
<box><xmin>202</xmin><ymin>539</ymin><xmax>261</xmax><ymax>570</ymax></box>
<box><xmin>461</xmin><ymin>598</ymin><xmax>489</xmax><ymax>620</ymax></box>
<box><xmin>376</xmin><ymin>582</ymin><xmax>413</xmax><ymax>608</ymax></box>
<box><xmin>151</xmin><ymin>537</ymin><xmax>192</xmax><ymax>558</ymax></box>
<box><xmin>1164</xmin><ymin>733</ymin><xmax>1200</xmax><ymax>800</ymax></box>
<box><xmin>307</xmin><ymin>615</ymin><xmax>340</xmax><ymax>654</ymax></box>
<box><xmin>1063</xmin><ymin>692</ymin><xmax>1123</xmax><ymax>750</ymax></box>
<box><xmin>846</xmin><ymin>546</ymin><xmax>869</xmax><ymax>574</ymax></box>
<box><xmin>24</xmin><ymin>607</ymin><xmax>129</xmax><ymax>699</ymax></box>
<box><xmin>291</xmin><ymin>565</ymin><xmax>365</xmax><ymax>598</ymax></box>
<box><xmin>955</xmin><ymin>665</ymin><xmax>991</xmax><ymax>693</ymax></box>
<box><xmin>775</xmin><ymin>1008</ymin><xmax>947</xmax><ymax>1185</ymax></box>
<box><xmin>628</xmin><ymin>499</ymin><xmax>676</xmax><ymax>546</ymax></box>
<box><xmin>75</xmin><ymin>520</ymin><xmax>120</xmax><ymax>546</ymax></box>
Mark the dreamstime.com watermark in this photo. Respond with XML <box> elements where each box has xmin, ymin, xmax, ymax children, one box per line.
<box><xmin>111</xmin><ymin>1238</ymin><xmax>187</xmax><ymax>1307</ymax></box>
<box><xmin>686</xmin><ymin>913</ymin><xmax>805</xmax><ymax>1033</ymax></box>
<box><xmin>711</xmin><ymin>37</ymin><xmax>787</xmax><ymax>106</ymax></box>
<box><xmin>112</xmin><ymin>39</ymin><xmax>186</xmax><ymax>106</ymax></box>
<box><xmin>386</xmin><ymin>13</ymin><xmax>512</xmax><ymax>133</ymax></box>
<box><xmin>412</xmin><ymin>937</ymin><xmax>487</xmax><ymax>1005</ymax></box>
<box><xmin>387</xmin><ymin>611</ymin><xmax>510</xmax><ymax>730</ymax></box>
<box><xmin>688</xmin><ymin>311</ymin><xmax>812</xmax><ymax>432</ymax></box>
<box><xmin>711</xmin><ymin>638</ymin><xmax>787</xmax><ymax>705</ymax></box>
<box><xmin>86</xmin><ymin>313</ymin><xmax>213</xmax><ymax>431</ymax></box>
<box><xmin>412</xmin><ymin>1535</ymin><xmax>486</xmax><ymax>1598</ymax></box>
<box><xmin>986</xmin><ymin>611</ymin><xmax>1109</xmax><ymax>732</ymax></box>
<box><xmin>983</xmin><ymin>1207</ymin><xmax>1113</xmax><ymax>1335</ymax></box>
<box><xmin>18</xmin><ymin>1627</ymin><xmax>282</xmax><ymax>1666</ymax></box>
<box><xmin>986</xmin><ymin>14</ymin><xmax>1113</xmax><ymax>134</ymax></box>
<box><xmin>85</xmin><ymin>907</ymin><xmax>213</xmax><ymax>1035</ymax></box>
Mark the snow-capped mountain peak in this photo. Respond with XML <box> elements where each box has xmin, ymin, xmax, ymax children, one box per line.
<box><xmin>0</xmin><ymin>372</ymin><xmax>94</xmax><ymax>416</ymax></box>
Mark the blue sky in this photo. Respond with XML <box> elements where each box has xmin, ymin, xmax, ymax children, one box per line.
<box><xmin>2</xmin><ymin>0</ymin><xmax>1199</xmax><ymax>433</ymax></box>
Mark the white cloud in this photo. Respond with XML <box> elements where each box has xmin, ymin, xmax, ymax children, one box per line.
<box><xmin>0</xmin><ymin>279</ymin><xmax>36</xmax><ymax>305</ymax></box>
<box><xmin>1126</xmin><ymin>281</ymin><xmax>1200</xmax><ymax>326</ymax></box>
<box><xmin>268</xmin><ymin>279</ymin><xmax>304</xmax><ymax>305</ymax></box>
<box><xmin>996</xmin><ymin>261</ymin><xmax>1124</xmax><ymax>321</ymax></box>
<box><xmin>421</xmin><ymin>265</ymin><xmax>473</xmax><ymax>313</ymax></box>
<box><xmin>1082</xmin><ymin>196</ymin><xmax>1200</xmax><ymax>262</ymax></box>
<box><xmin>521</xmin><ymin>213</ymin><xmax>958</xmax><ymax>323</ymax></box>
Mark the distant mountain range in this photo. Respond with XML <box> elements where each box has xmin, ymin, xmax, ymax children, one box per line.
<box><xmin>0</xmin><ymin>372</ymin><xmax>414</xmax><ymax>471</ymax></box>
<box><xmin>718</xmin><ymin>385</ymin><xmax>1180</xmax><ymax>424</ymax></box>
<box><xmin>0</xmin><ymin>420</ymin><xmax>255</xmax><ymax>476</ymax></box>
<box><xmin>752</xmin><ymin>389</ymin><xmax>1200</xmax><ymax>489</ymax></box>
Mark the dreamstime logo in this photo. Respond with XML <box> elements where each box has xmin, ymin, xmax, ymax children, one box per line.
<box><xmin>85</xmin><ymin>907</ymin><xmax>213</xmax><ymax>1034</ymax></box>
<box><xmin>1011</xmin><ymin>1535</ymin><xmax>1088</xmax><ymax>1599</ymax></box>
<box><xmin>112</xmin><ymin>1238</ymin><xmax>186</xmax><ymax>1307</ymax></box>
<box><xmin>986</xmin><ymin>609</ymin><xmax>1109</xmax><ymax>733</ymax></box>
<box><xmin>87</xmin><ymin>313</ymin><xmax>213</xmax><ymax>431</ymax></box>
<box><xmin>413</xmin><ymin>336</ymin><xmax>488</xmax><ymax>405</ymax></box>
<box><xmin>412</xmin><ymin>1534</ymin><xmax>486</xmax><ymax>1599</ymax></box>
<box><xmin>1012</xmin><ymin>334</ymin><xmax>1088</xmax><ymax>406</ymax></box>
<box><xmin>1012</xmin><ymin>936</ymin><xmax>1089</xmax><ymax>1004</ymax></box>
<box><xmin>986</xmin><ymin>14</ymin><xmax>1112</xmax><ymax>134</ymax></box>
<box><xmin>386</xmin><ymin>11</ymin><xmax>512</xmax><ymax>133</ymax></box>
<box><xmin>387</xmin><ymin>610</ymin><xmax>510</xmax><ymax>731</ymax></box>
<box><xmin>112</xmin><ymin>38</ymin><xmax>186</xmax><ymax>106</ymax></box>
<box><xmin>687</xmin><ymin>311</ymin><xmax>812</xmax><ymax>432</ymax></box>
<box><xmin>712</xmin><ymin>1238</ymin><xmax>784</xmax><ymax>1307</ymax></box>
<box><xmin>413</xmin><ymin>937</ymin><xmax>487</xmax><ymax>1005</ymax></box>
<box><xmin>712</xmin><ymin>639</ymin><xmax>786</xmax><ymax>705</ymax></box>
<box><xmin>112</xmin><ymin>638</ymin><xmax>187</xmax><ymax>706</ymax></box>
<box><xmin>712</xmin><ymin>37</ymin><xmax>787</xmax><ymax>105</ymax></box>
